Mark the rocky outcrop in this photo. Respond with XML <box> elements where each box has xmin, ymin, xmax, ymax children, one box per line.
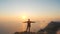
<box><xmin>37</xmin><ymin>21</ymin><xmax>60</xmax><ymax>34</ymax></box>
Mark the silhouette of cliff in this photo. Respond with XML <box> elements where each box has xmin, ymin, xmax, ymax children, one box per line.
<box><xmin>37</xmin><ymin>21</ymin><xmax>60</xmax><ymax>34</ymax></box>
<box><xmin>14</xmin><ymin>31</ymin><xmax>36</xmax><ymax>34</ymax></box>
<box><xmin>37</xmin><ymin>29</ymin><xmax>45</xmax><ymax>34</ymax></box>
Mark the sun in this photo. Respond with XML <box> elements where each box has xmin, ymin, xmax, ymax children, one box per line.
<box><xmin>22</xmin><ymin>15</ymin><xmax>27</xmax><ymax>20</ymax></box>
<box><xmin>19</xmin><ymin>13</ymin><xmax>29</xmax><ymax>21</ymax></box>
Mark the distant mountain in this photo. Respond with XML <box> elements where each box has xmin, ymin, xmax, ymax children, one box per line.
<box><xmin>37</xmin><ymin>21</ymin><xmax>60</xmax><ymax>34</ymax></box>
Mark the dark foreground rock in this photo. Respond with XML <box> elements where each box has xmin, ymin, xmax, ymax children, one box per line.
<box><xmin>14</xmin><ymin>31</ymin><xmax>36</xmax><ymax>34</ymax></box>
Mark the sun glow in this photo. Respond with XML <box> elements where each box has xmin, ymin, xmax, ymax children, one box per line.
<box><xmin>22</xmin><ymin>16</ymin><xmax>27</xmax><ymax>20</ymax></box>
<box><xmin>18</xmin><ymin>13</ymin><xmax>31</xmax><ymax>21</ymax></box>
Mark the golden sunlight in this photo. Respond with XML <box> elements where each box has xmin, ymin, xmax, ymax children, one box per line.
<box><xmin>22</xmin><ymin>15</ymin><xmax>27</xmax><ymax>20</ymax></box>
